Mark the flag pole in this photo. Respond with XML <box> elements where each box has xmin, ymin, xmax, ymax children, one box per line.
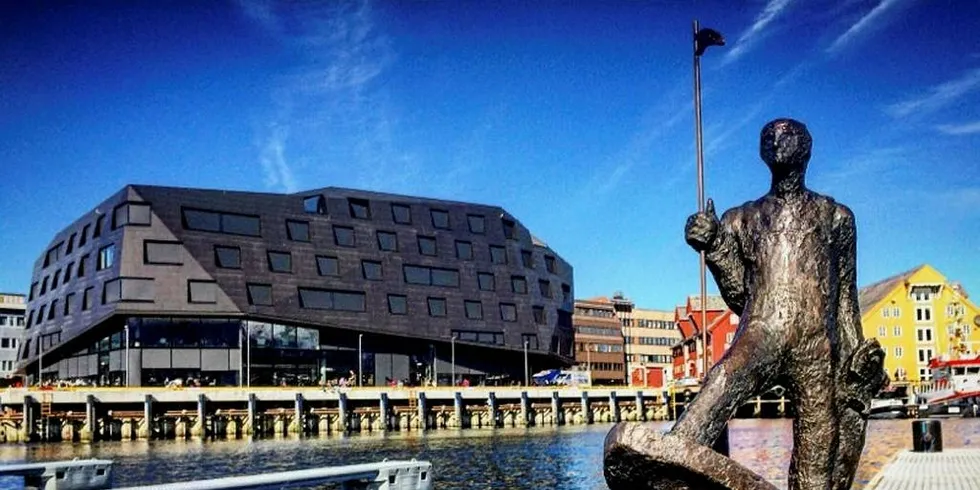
<box><xmin>693</xmin><ymin>19</ymin><xmax>709</xmax><ymax>381</ymax></box>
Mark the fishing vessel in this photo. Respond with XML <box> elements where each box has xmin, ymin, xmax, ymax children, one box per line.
<box><xmin>914</xmin><ymin>354</ymin><xmax>980</xmax><ymax>417</ymax></box>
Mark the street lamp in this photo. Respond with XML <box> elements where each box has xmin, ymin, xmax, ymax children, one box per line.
<box><xmin>587</xmin><ymin>343</ymin><xmax>593</xmax><ymax>386</ymax></box>
<box><xmin>451</xmin><ymin>334</ymin><xmax>457</xmax><ymax>386</ymax></box>
<box><xmin>523</xmin><ymin>340</ymin><xmax>529</xmax><ymax>386</ymax></box>
<box><xmin>358</xmin><ymin>333</ymin><xmax>363</xmax><ymax>387</ymax></box>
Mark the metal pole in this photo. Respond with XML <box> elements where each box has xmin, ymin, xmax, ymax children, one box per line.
<box><xmin>124</xmin><ymin>325</ymin><xmax>130</xmax><ymax>387</ymax></box>
<box><xmin>38</xmin><ymin>340</ymin><xmax>42</xmax><ymax>386</ymax></box>
<box><xmin>524</xmin><ymin>340</ymin><xmax>529</xmax><ymax>386</ymax></box>
<box><xmin>245</xmin><ymin>321</ymin><xmax>252</xmax><ymax>388</ymax></box>
<box><xmin>587</xmin><ymin>344</ymin><xmax>592</xmax><ymax>385</ymax></box>
<box><xmin>451</xmin><ymin>335</ymin><xmax>456</xmax><ymax>386</ymax></box>
<box><xmin>358</xmin><ymin>334</ymin><xmax>363</xmax><ymax>387</ymax></box>
<box><xmin>693</xmin><ymin>19</ymin><xmax>710</xmax><ymax>381</ymax></box>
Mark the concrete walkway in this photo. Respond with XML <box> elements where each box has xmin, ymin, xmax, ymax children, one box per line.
<box><xmin>866</xmin><ymin>449</ymin><xmax>980</xmax><ymax>490</ymax></box>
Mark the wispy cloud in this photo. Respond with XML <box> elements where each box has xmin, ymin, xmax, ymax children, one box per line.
<box><xmin>885</xmin><ymin>67</ymin><xmax>980</xmax><ymax>118</ymax></box>
<box><xmin>238</xmin><ymin>0</ymin><xmax>401</xmax><ymax>193</ymax></box>
<box><xmin>809</xmin><ymin>146</ymin><xmax>907</xmax><ymax>191</ymax></box>
<box><xmin>722</xmin><ymin>0</ymin><xmax>793</xmax><ymax>65</ymax></box>
<box><xmin>826</xmin><ymin>0</ymin><xmax>909</xmax><ymax>55</ymax></box>
<box><xmin>258</xmin><ymin>124</ymin><xmax>297</xmax><ymax>192</ymax></box>
<box><xmin>936</xmin><ymin>120</ymin><xmax>980</xmax><ymax>135</ymax></box>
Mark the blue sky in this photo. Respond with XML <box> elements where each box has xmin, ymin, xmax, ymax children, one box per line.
<box><xmin>1</xmin><ymin>0</ymin><xmax>978</xmax><ymax>310</ymax></box>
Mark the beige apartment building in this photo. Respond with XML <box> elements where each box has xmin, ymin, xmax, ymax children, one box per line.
<box><xmin>604</xmin><ymin>292</ymin><xmax>681</xmax><ymax>388</ymax></box>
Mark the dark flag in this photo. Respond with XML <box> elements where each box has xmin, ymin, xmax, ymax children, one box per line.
<box><xmin>695</xmin><ymin>28</ymin><xmax>725</xmax><ymax>56</ymax></box>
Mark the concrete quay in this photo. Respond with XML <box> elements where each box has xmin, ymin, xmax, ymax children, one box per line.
<box><xmin>0</xmin><ymin>386</ymin><xmax>667</xmax><ymax>444</ymax></box>
<box><xmin>866</xmin><ymin>449</ymin><xmax>980</xmax><ymax>489</ymax></box>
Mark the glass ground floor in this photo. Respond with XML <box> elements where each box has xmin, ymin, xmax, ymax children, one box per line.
<box><xmin>35</xmin><ymin>316</ymin><xmax>559</xmax><ymax>387</ymax></box>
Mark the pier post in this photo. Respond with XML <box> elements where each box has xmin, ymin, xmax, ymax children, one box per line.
<box><xmin>581</xmin><ymin>391</ymin><xmax>591</xmax><ymax>424</ymax></box>
<box><xmin>192</xmin><ymin>394</ymin><xmax>207</xmax><ymax>438</ymax></box>
<box><xmin>21</xmin><ymin>395</ymin><xmax>36</xmax><ymax>442</ymax></box>
<box><xmin>80</xmin><ymin>395</ymin><xmax>97</xmax><ymax>442</ymax></box>
<box><xmin>520</xmin><ymin>391</ymin><xmax>530</xmax><ymax>426</ymax></box>
<box><xmin>912</xmin><ymin>419</ymin><xmax>943</xmax><ymax>452</ymax></box>
<box><xmin>453</xmin><ymin>392</ymin><xmax>464</xmax><ymax>429</ymax></box>
<box><xmin>417</xmin><ymin>392</ymin><xmax>427</xmax><ymax>431</ymax></box>
<box><xmin>635</xmin><ymin>391</ymin><xmax>645</xmax><ymax>422</ymax></box>
<box><xmin>338</xmin><ymin>393</ymin><xmax>349</xmax><ymax>433</ymax></box>
<box><xmin>139</xmin><ymin>395</ymin><xmax>153</xmax><ymax>439</ymax></box>
<box><xmin>551</xmin><ymin>391</ymin><xmax>563</xmax><ymax>426</ymax></box>
<box><xmin>609</xmin><ymin>391</ymin><xmax>620</xmax><ymax>423</ymax></box>
<box><xmin>291</xmin><ymin>393</ymin><xmax>304</xmax><ymax>436</ymax></box>
<box><xmin>379</xmin><ymin>393</ymin><xmax>390</xmax><ymax>432</ymax></box>
<box><xmin>488</xmin><ymin>392</ymin><xmax>498</xmax><ymax>428</ymax></box>
<box><xmin>246</xmin><ymin>393</ymin><xmax>257</xmax><ymax>436</ymax></box>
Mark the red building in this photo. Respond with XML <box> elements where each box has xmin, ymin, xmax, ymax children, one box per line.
<box><xmin>671</xmin><ymin>295</ymin><xmax>739</xmax><ymax>383</ymax></box>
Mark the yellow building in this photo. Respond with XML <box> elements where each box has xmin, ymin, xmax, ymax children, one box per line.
<box><xmin>859</xmin><ymin>264</ymin><xmax>980</xmax><ymax>383</ymax></box>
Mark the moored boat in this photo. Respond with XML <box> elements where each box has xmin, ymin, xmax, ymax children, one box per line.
<box><xmin>914</xmin><ymin>355</ymin><xmax>980</xmax><ymax>418</ymax></box>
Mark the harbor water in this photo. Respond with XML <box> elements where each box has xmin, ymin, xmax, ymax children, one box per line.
<box><xmin>2</xmin><ymin>419</ymin><xmax>979</xmax><ymax>489</ymax></box>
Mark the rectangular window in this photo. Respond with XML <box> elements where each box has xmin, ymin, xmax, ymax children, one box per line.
<box><xmin>144</xmin><ymin>240</ymin><xmax>183</xmax><ymax>265</ymax></box>
<box><xmin>97</xmin><ymin>244</ymin><xmax>115</xmax><ymax>270</ymax></box>
<box><xmin>478</xmin><ymin>272</ymin><xmax>495</xmax><ymax>291</ymax></box>
<box><xmin>882</xmin><ymin>308</ymin><xmax>890</xmax><ymax>318</ymax></box>
<box><xmin>538</xmin><ymin>280</ymin><xmax>552</xmax><ymax>298</ymax></box>
<box><xmin>502</xmin><ymin>219</ymin><xmax>516</xmax><ymax>239</ymax></box>
<box><xmin>80</xmin><ymin>224</ymin><xmax>91</xmax><ymax>246</ymax></box>
<box><xmin>877</xmin><ymin>326</ymin><xmax>886</xmax><ymax>337</ymax></box>
<box><xmin>348</xmin><ymin>198</ymin><xmax>371</xmax><ymax>219</ymax></box>
<box><xmin>418</xmin><ymin>236</ymin><xmax>437</xmax><ymax>256</ymax></box>
<box><xmin>64</xmin><ymin>262</ymin><xmax>75</xmax><ymax>280</ymax></box>
<box><xmin>500</xmin><ymin>303</ymin><xmax>518</xmax><ymax>322</ymax></box>
<box><xmin>545</xmin><ymin>255</ymin><xmax>556</xmax><ymax>274</ymax></box>
<box><xmin>533</xmin><ymin>306</ymin><xmax>545</xmax><ymax>324</ymax></box>
<box><xmin>464</xmin><ymin>300</ymin><xmax>483</xmax><ymax>320</ymax></box>
<box><xmin>64</xmin><ymin>293</ymin><xmax>75</xmax><ymax>315</ymax></box>
<box><xmin>247</xmin><ymin>283</ymin><xmax>273</xmax><ymax>306</ymax></box>
<box><xmin>362</xmin><ymin>260</ymin><xmax>383</xmax><ymax>280</ymax></box>
<box><xmin>51</xmin><ymin>270</ymin><xmax>61</xmax><ymax>289</ymax></box>
<box><xmin>78</xmin><ymin>254</ymin><xmax>88</xmax><ymax>277</ymax></box>
<box><xmin>893</xmin><ymin>326</ymin><xmax>901</xmax><ymax>336</ymax></box>
<box><xmin>214</xmin><ymin>245</ymin><xmax>242</xmax><ymax>269</ymax></box>
<box><xmin>102</xmin><ymin>279</ymin><xmax>119</xmax><ymax>304</ymax></box>
<box><xmin>303</xmin><ymin>195</ymin><xmax>327</xmax><ymax>214</ymax></box>
<box><xmin>36</xmin><ymin>305</ymin><xmax>46</xmax><ymax>324</ymax></box>
<box><xmin>82</xmin><ymin>287</ymin><xmax>94</xmax><ymax>311</ymax></box>
<box><xmin>388</xmin><ymin>294</ymin><xmax>408</xmax><ymax>315</ymax></box>
<box><xmin>286</xmin><ymin>220</ymin><xmax>311</xmax><ymax>242</ymax></box>
<box><xmin>404</xmin><ymin>265</ymin><xmax>430</xmax><ymax>285</ymax></box>
<box><xmin>917</xmin><ymin>348</ymin><xmax>934</xmax><ymax>364</ymax></box>
<box><xmin>182</xmin><ymin>208</ymin><xmax>261</xmax><ymax>236</ymax></box>
<box><xmin>455</xmin><ymin>240</ymin><xmax>473</xmax><ymax>260</ymax></box>
<box><xmin>467</xmin><ymin>214</ymin><xmax>485</xmax><ymax>234</ymax></box>
<box><xmin>521</xmin><ymin>250</ymin><xmax>533</xmax><ymax>268</ymax></box>
<box><xmin>895</xmin><ymin>347</ymin><xmax>903</xmax><ymax>358</ymax></box>
<box><xmin>48</xmin><ymin>300</ymin><xmax>58</xmax><ymax>320</ymax></box>
<box><xmin>431</xmin><ymin>268</ymin><xmax>459</xmax><ymax>287</ymax></box>
<box><xmin>511</xmin><ymin>276</ymin><xmax>527</xmax><ymax>294</ymax></box>
<box><xmin>490</xmin><ymin>245</ymin><xmax>507</xmax><ymax>264</ymax></box>
<box><xmin>334</xmin><ymin>226</ymin><xmax>356</xmax><ymax>247</ymax></box>
<box><xmin>427</xmin><ymin>297</ymin><xmax>447</xmax><ymax>317</ymax></box>
<box><xmin>222</xmin><ymin>213</ymin><xmax>262</xmax><ymax>236</ymax></box>
<box><xmin>316</xmin><ymin>256</ymin><xmax>340</xmax><ymax>276</ymax></box>
<box><xmin>431</xmin><ymin>209</ymin><xmax>450</xmax><ymax>229</ymax></box>
<box><xmin>113</xmin><ymin>202</ymin><xmax>152</xmax><ymax>228</ymax></box>
<box><xmin>66</xmin><ymin>233</ymin><xmax>77</xmax><ymax>254</ymax></box>
<box><xmin>188</xmin><ymin>280</ymin><xmax>218</xmax><ymax>304</ymax></box>
<box><xmin>93</xmin><ymin>215</ymin><xmax>105</xmax><ymax>238</ymax></box>
<box><xmin>114</xmin><ymin>278</ymin><xmax>155</xmax><ymax>302</ymax></box>
<box><xmin>298</xmin><ymin>288</ymin><xmax>366</xmax><ymax>312</ymax></box>
<box><xmin>916</xmin><ymin>328</ymin><xmax>933</xmax><ymax>342</ymax></box>
<box><xmin>391</xmin><ymin>203</ymin><xmax>412</xmax><ymax>224</ymax></box>
<box><xmin>377</xmin><ymin>231</ymin><xmax>398</xmax><ymax>251</ymax></box>
<box><xmin>267</xmin><ymin>251</ymin><xmax>292</xmax><ymax>273</ymax></box>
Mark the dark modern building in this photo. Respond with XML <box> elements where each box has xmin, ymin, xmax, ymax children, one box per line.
<box><xmin>18</xmin><ymin>185</ymin><xmax>575</xmax><ymax>387</ymax></box>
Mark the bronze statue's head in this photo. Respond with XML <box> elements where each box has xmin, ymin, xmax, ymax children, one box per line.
<box><xmin>760</xmin><ymin>118</ymin><xmax>812</xmax><ymax>173</ymax></box>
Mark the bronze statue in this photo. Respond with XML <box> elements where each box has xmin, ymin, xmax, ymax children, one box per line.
<box><xmin>604</xmin><ymin>119</ymin><xmax>888</xmax><ymax>490</ymax></box>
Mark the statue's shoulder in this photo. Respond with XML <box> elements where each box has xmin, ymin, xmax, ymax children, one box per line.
<box><xmin>808</xmin><ymin>191</ymin><xmax>854</xmax><ymax>219</ymax></box>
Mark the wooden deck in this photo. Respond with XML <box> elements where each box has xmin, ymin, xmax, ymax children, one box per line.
<box><xmin>866</xmin><ymin>449</ymin><xmax>980</xmax><ymax>489</ymax></box>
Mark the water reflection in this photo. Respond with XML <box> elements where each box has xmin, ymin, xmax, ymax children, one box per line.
<box><xmin>1</xmin><ymin>419</ymin><xmax>978</xmax><ymax>489</ymax></box>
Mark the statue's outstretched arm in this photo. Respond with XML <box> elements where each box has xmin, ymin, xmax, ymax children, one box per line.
<box><xmin>705</xmin><ymin>208</ymin><xmax>747</xmax><ymax>316</ymax></box>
